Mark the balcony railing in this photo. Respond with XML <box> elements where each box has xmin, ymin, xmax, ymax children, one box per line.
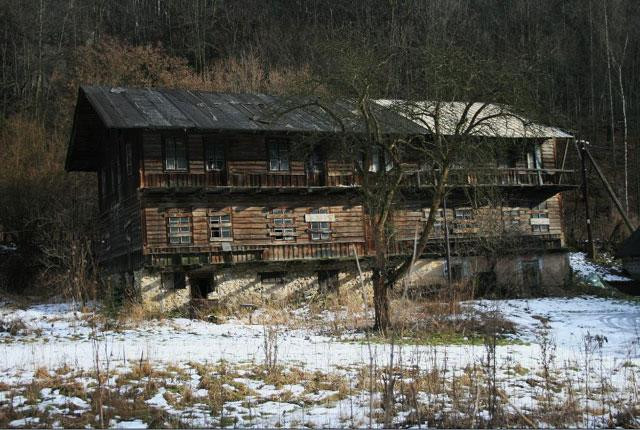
<box><xmin>147</xmin><ymin>241</ymin><xmax>366</xmax><ymax>267</ymax></box>
<box><xmin>142</xmin><ymin>168</ymin><xmax>574</xmax><ymax>190</ymax></box>
<box><xmin>143</xmin><ymin>172</ymin><xmax>358</xmax><ymax>188</ymax></box>
<box><xmin>407</xmin><ymin>168</ymin><xmax>574</xmax><ymax>187</ymax></box>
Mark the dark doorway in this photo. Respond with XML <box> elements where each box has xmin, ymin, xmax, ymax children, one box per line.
<box><xmin>191</xmin><ymin>276</ymin><xmax>214</xmax><ymax>299</ymax></box>
<box><xmin>522</xmin><ymin>259</ymin><xmax>541</xmax><ymax>288</ymax></box>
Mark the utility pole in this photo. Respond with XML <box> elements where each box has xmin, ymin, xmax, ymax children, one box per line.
<box><xmin>578</xmin><ymin>140</ymin><xmax>597</xmax><ymax>259</ymax></box>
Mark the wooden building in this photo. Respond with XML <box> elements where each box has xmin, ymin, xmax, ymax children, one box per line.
<box><xmin>66</xmin><ymin>86</ymin><xmax>576</xmax><ymax>309</ymax></box>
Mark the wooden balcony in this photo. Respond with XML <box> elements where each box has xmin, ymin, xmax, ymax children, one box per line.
<box><xmin>142</xmin><ymin>168</ymin><xmax>574</xmax><ymax>191</ymax></box>
<box><xmin>146</xmin><ymin>241</ymin><xmax>366</xmax><ymax>267</ymax></box>
<box><xmin>142</xmin><ymin>171</ymin><xmax>358</xmax><ymax>189</ymax></box>
<box><xmin>408</xmin><ymin>168</ymin><xmax>575</xmax><ymax>188</ymax></box>
<box><xmin>389</xmin><ymin>233</ymin><xmax>564</xmax><ymax>256</ymax></box>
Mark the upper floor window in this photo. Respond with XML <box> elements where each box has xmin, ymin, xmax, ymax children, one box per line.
<box><xmin>260</xmin><ymin>271</ymin><xmax>286</xmax><ymax>286</ymax></box>
<box><xmin>164</xmin><ymin>136</ymin><xmax>188</xmax><ymax>171</ymax></box>
<box><xmin>307</xmin><ymin>208</ymin><xmax>331</xmax><ymax>241</ymax></box>
<box><xmin>167</xmin><ymin>216</ymin><xmax>192</xmax><ymax>245</ymax></box>
<box><xmin>205</xmin><ymin>142</ymin><xmax>225</xmax><ymax>171</ymax></box>
<box><xmin>270</xmin><ymin>208</ymin><xmax>295</xmax><ymax>241</ymax></box>
<box><xmin>125</xmin><ymin>143</ymin><xmax>133</xmax><ymax>176</ymax></box>
<box><xmin>360</xmin><ymin>147</ymin><xmax>393</xmax><ymax>173</ymax></box>
<box><xmin>267</xmin><ymin>140</ymin><xmax>290</xmax><ymax>171</ymax></box>
<box><xmin>209</xmin><ymin>213</ymin><xmax>232</xmax><ymax>241</ymax></box>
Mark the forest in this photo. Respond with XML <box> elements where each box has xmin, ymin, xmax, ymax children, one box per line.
<box><xmin>1</xmin><ymin>0</ymin><xmax>639</xmax><ymax>295</ymax></box>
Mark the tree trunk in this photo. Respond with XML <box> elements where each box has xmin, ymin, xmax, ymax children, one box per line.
<box><xmin>372</xmin><ymin>267</ymin><xmax>390</xmax><ymax>332</ymax></box>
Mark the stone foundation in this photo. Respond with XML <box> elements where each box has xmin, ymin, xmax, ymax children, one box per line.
<box><xmin>133</xmin><ymin>269</ymin><xmax>191</xmax><ymax>313</ymax></box>
<box><xmin>107</xmin><ymin>252</ymin><xmax>570</xmax><ymax>311</ymax></box>
<box><xmin>197</xmin><ymin>263</ymin><xmax>372</xmax><ymax>305</ymax></box>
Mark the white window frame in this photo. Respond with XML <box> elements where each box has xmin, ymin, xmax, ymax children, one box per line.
<box><xmin>271</xmin><ymin>208</ymin><xmax>295</xmax><ymax>241</ymax></box>
<box><xmin>167</xmin><ymin>216</ymin><xmax>192</xmax><ymax>245</ymax></box>
<box><xmin>205</xmin><ymin>142</ymin><xmax>225</xmax><ymax>172</ymax></box>
<box><xmin>165</xmin><ymin>136</ymin><xmax>188</xmax><ymax>171</ymax></box>
<box><xmin>308</xmin><ymin>208</ymin><xmax>331</xmax><ymax>241</ymax></box>
<box><xmin>268</xmin><ymin>140</ymin><xmax>290</xmax><ymax>171</ymax></box>
<box><xmin>530</xmin><ymin>202</ymin><xmax>550</xmax><ymax>233</ymax></box>
<box><xmin>209</xmin><ymin>213</ymin><xmax>232</xmax><ymax>241</ymax></box>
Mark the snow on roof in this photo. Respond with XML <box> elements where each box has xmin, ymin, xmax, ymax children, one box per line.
<box><xmin>376</xmin><ymin>100</ymin><xmax>573</xmax><ymax>139</ymax></box>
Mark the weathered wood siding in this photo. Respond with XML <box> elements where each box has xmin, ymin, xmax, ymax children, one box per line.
<box><xmin>391</xmin><ymin>194</ymin><xmax>564</xmax><ymax>244</ymax></box>
<box><xmin>142</xmin><ymin>196</ymin><xmax>365</xmax><ymax>250</ymax></box>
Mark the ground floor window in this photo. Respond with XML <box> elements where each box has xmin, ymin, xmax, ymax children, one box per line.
<box><xmin>443</xmin><ymin>261</ymin><xmax>464</xmax><ymax>282</ymax></box>
<box><xmin>317</xmin><ymin>270</ymin><xmax>339</xmax><ymax>291</ymax></box>
<box><xmin>162</xmin><ymin>272</ymin><xmax>186</xmax><ymax>289</ymax></box>
<box><xmin>530</xmin><ymin>202</ymin><xmax>550</xmax><ymax>233</ymax></box>
<box><xmin>260</xmin><ymin>272</ymin><xmax>287</xmax><ymax>286</ymax></box>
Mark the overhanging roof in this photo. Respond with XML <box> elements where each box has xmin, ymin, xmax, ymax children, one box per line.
<box><xmin>66</xmin><ymin>86</ymin><xmax>427</xmax><ymax>171</ymax></box>
<box><xmin>66</xmin><ymin>86</ymin><xmax>572</xmax><ymax>172</ymax></box>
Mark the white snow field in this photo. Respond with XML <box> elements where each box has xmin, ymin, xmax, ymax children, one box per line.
<box><xmin>0</xmin><ymin>252</ymin><xmax>639</xmax><ymax>427</ymax></box>
<box><xmin>0</xmin><ymin>296</ymin><xmax>639</xmax><ymax>428</ymax></box>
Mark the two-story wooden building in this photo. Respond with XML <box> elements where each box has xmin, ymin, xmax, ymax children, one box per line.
<box><xmin>66</xmin><ymin>86</ymin><xmax>575</xmax><ymax>310</ymax></box>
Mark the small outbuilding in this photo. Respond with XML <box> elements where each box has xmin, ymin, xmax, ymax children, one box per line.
<box><xmin>618</xmin><ymin>228</ymin><xmax>640</xmax><ymax>281</ymax></box>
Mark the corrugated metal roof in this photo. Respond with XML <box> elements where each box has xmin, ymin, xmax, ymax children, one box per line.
<box><xmin>79</xmin><ymin>86</ymin><xmax>424</xmax><ymax>134</ymax></box>
<box><xmin>377</xmin><ymin>100</ymin><xmax>573</xmax><ymax>139</ymax></box>
<box><xmin>66</xmin><ymin>86</ymin><xmax>573</xmax><ymax>171</ymax></box>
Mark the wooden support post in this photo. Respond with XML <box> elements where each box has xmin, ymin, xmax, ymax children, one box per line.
<box><xmin>578</xmin><ymin>140</ymin><xmax>597</xmax><ymax>259</ymax></box>
<box><xmin>582</xmin><ymin>143</ymin><xmax>635</xmax><ymax>234</ymax></box>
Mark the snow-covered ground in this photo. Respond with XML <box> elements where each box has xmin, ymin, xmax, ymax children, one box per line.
<box><xmin>570</xmin><ymin>251</ymin><xmax>632</xmax><ymax>282</ymax></box>
<box><xmin>0</xmin><ymin>253</ymin><xmax>639</xmax><ymax>427</ymax></box>
<box><xmin>1</xmin><ymin>297</ymin><xmax>638</xmax><ymax>375</ymax></box>
<box><xmin>1</xmin><ymin>296</ymin><xmax>639</xmax><ymax>428</ymax></box>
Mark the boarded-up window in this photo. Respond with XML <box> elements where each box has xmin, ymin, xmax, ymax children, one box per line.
<box><xmin>165</xmin><ymin>136</ymin><xmax>188</xmax><ymax>171</ymax></box>
<box><xmin>271</xmin><ymin>208</ymin><xmax>295</xmax><ymax>241</ymax></box>
<box><xmin>209</xmin><ymin>214</ymin><xmax>232</xmax><ymax>241</ymax></box>
<box><xmin>308</xmin><ymin>208</ymin><xmax>331</xmax><ymax>240</ymax></box>
<box><xmin>205</xmin><ymin>142</ymin><xmax>225</xmax><ymax>171</ymax></box>
<box><xmin>267</xmin><ymin>140</ymin><xmax>290</xmax><ymax>171</ymax></box>
<box><xmin>167</xmin><ymin>216</ymin><xmax>192</xmax><ymax>245</ymax></box>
